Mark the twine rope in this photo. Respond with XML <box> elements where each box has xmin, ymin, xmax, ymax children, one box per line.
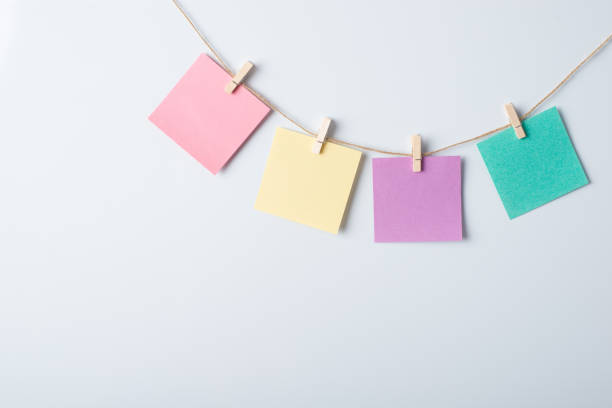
<box><xmin>172</xmin><ymin>0</ymin><xmax>611</xmax><ymax>157</ymax></box>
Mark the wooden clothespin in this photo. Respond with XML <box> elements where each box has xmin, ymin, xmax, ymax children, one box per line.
<box><xmin>312</xmin><ymin>117</ymin><xmax>332</xmax><ymax>154</ymax></box>
<box><xmin>411</xmin><ymin>134</ymin><xmax>422</xmax><ymax>172</ymax></box>
<box><xmin>504</xmin><ymin>103</ymin><xmax>526</xmax><ymax>139</ymax></box>
<box><xmin>224</xmin><ymin>62</ymin><xmax>254</xmax><ymax>94</ymax></box>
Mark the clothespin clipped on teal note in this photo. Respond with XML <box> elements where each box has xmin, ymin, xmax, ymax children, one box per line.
<box><xmin>312</xmin><ymin>117</ymin><xmax>332</xmax><ymax>154</ymax></box>
<box><xmin>411</xmin><ymin>134</ymin><xmax>422</xmax><ymax>172</ymax></box>
<box><xmin>225</xmin><ymin>61</ymin><xmax>254</xmax><ymax>94</ymax></box>
<box><xmin>504</xmin><ymin>103</ymin><xmax>526</xmax><ymax>139</ymax></box>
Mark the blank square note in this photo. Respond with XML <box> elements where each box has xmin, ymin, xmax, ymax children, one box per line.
<box><xmin>255</xmin><ymin>128</ymin><xmax>362</xmax><ymax>234</ymax></box>
<box><xmin>477</xmin><ymin>107</ymin><xmax>588</xmax><ymax>219</ymax></box>
<box><xmin>149</xmin><ymin>54</ymin><xmax>270</xmax><ymax>174</ymax></box>
<box><xmin>372</xmin><ymin>156</ymin><xmax>463</xmax><ymax>242</ymax></box>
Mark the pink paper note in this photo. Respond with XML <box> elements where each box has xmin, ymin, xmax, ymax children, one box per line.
<box><xmin>149</xmin><ymin>54</ymin><xmax>270</xmax><ymax>174</ymax></box>
<box><xmin>372</xmin><ymin>156</ymin><xmax>463</xmax><ymax>242</ymax></box>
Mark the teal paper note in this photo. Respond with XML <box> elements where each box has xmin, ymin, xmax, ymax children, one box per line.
<box><xmin>477</xmin><ymin>107</ymin><xmax>588</xmax><ymax>219</ymax></box>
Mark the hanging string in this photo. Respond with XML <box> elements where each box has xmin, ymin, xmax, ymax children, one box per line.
<box><xmin>171</xmin><ymin>0</ymin><xmax>611</xmax><ymax>157</ymax></box>
<box><xmin>171</xmin><ymin>0</ymin><xmax>316</xmax><ymax>137</ymax></box>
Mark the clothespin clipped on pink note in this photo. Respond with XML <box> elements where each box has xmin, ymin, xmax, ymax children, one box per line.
<box><xmin>504</xmin><ymin>103</ymin><xmax>526</xmax><ymax>139</ymax></box>
<box><xmin>312</xmin><ymin>117</ymin><xmax>332</xmax><ymax>154</ymax></box>
<box><xmin>225</xmin><ymin>62</ymin><xmax>254</xmax><ymax>94</ymax></box>
<box><xmin>411</xmin><ymin>134</ymin><xmax>422</xmax><ymax>172</ymax></box>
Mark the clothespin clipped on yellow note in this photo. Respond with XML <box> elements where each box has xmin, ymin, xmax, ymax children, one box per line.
<box><xmin>225</xmin><ymin>61</ymin><xmax>254</xmax><ymax>94</ymax></box>
<box><xmin>312</xmin><ymin>117</ymin><xmax>332</xmax><ymax>154</ymax></box>
<box><xmin>411</xmin><ymin>134</ymin><xmax>422</xmax><ymax>172</ymax></box>
<box><xmin>504</xmin><ymin>103</ymin><xmax>526</xmax><ymax>139</ymax></box>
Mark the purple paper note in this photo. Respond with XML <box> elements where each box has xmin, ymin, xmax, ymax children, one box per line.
<box><xmin>372</xmin><ymin>156</ymin><xmax>463</xmax><ymax>242</ymax></box>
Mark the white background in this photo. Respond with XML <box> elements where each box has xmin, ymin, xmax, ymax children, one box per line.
<box><xmin>1</xmin><ymin>0</ymin><xmax>611</xmax><ymax>407</ymax></box>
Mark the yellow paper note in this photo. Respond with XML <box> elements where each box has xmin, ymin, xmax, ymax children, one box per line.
<box><xmin>255</xmin><ymin>128</ymin><xmax>362</xmax><ymax>234</ymax></box>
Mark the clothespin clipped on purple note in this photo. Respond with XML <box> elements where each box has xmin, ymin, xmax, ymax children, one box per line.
<box><xmin>411</xmin><ymin>134</ymin><xmax>422</xmax><ymax>172</ymax></box>
<box><xmin>504</xmin><ymin>103</ymin><xmax>526</xmax><ymax>139</ymax></box>
<box><xmin>225</xmin><ymin>61</ymin><xmax>254</xmax><ymax>94</ymax></box>
<box><xmin>312</xmin><ymin>117</ymin><xmax>332</xmax><ymax>154</ymax></box>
